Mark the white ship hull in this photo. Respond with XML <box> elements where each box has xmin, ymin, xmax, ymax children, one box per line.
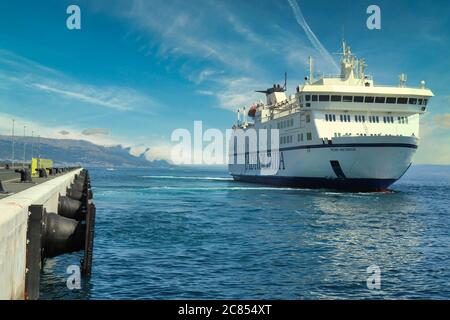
<box><xmin>229</xmin><ymin>136</ymin><xmax>417</xmax><ymax>191</ymax></box>
<box><xmin>228</xmin><ymin>41</ymin><xmax>432</xmax><ymax>191</ymax></box>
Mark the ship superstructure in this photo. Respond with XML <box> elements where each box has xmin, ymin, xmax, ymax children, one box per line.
<box><xmin>228</xmin><ymin>41</ymin><xmax>433</xmax><ymax>191</ymax></box>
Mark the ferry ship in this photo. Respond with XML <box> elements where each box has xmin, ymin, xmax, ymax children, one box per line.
<box><xmin>228</xmin><ymin>41</ymin><xmax>433</xmax><ymax>191</ymax></box>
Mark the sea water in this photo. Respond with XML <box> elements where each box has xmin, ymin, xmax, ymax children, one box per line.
<box><xmin>40</xmin><ymin>165</ymin><xmax>450</xmax><ymax>299</ymax></box>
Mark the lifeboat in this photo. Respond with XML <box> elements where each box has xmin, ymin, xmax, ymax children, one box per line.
<box><xmin>248</xmin><ymin>105</ymin><xmax>257</xmax><ymax>118</ymax></box>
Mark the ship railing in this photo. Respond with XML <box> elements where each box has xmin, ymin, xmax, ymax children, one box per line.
<box><xmin>318</xmin><ymin>74</ymin><xmax>374</xmax><ymax>81</ymax></box>
<box><xmin>371</xmin><ymin>84</ymin><xmax>423</xmax><ymax>89</ymax></box>
<box><xmin>320</xmin><ymin>74</ymin><xmax>343</xmax><ymax>79</ymax></box>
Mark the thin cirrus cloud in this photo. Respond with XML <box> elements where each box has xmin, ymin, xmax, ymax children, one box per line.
<box><xmin>99</xmin><ymin>0</ymin><xmax>332</xmax><ymax>111</ymax></box>
<box><xmin>195</xmin><ymin>90</ymin><xmax>215</xmax><ymax>97</ymax></box>
<box><xmin>31</xmin><ymin>83</ymin><xmax>134</xmax><ymax>112</ymax></box>
<box><xmin>82</xmin><ymin>128</ymin><xmax>110</xmax><ymax>136</ymax></box>
<box><xmin>0</xmin><ymin>49</ymin><xmax>62</xmax><ymax>77</ymax></box>
<box><xmin>0</xmin><ymin>49</ymin><xmax>160</xmax><ymax>113</ymax></box>
<box><xmin>0</xmin><ymin>49</ymin><xmax>167</xmax><ymax>159</ymax></box>
<box><xmin>434</xmin><ymin>113</ymin><xmax>450</xmax><ymax>129</ymax></box>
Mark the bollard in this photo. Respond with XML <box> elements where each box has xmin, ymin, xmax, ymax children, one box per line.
<box><xmin>37</xmin><ymin>168</ymin><xmax>48</xmax><ymax>178</ymax></box>
<box><xmin>15</xmin><ymin>169</ymin><xmax>32</xmax><ymax>182</ymax></box>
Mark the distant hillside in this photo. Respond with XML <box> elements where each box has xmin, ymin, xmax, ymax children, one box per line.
<box><xmin>0</xmin><ymin>135</ymin><xmax>170</xmax><ymax>168</ymax></box>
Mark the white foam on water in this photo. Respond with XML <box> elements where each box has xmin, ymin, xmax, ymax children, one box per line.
<box><xmin>144</xmin><ymin>186</ymin><xmax>300</xmax><ymax>191</ymax></box>
<box><xmin>142</xmin><ymin>175</ymin><xmax>233</xmax><ymax>181</ymax></box>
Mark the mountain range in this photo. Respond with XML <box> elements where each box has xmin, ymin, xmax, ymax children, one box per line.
<box><xmin>0</xmin><ymin>135</ymin><xmax>170</xmax><ymax>168</ymax></box>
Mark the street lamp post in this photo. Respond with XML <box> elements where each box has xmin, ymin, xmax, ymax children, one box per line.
<box><xmin>11</xmin><ymin>119</ymin><xmax>15</xmax><ymax>169</ymax></box>
<box><xmin>31</xmin><ymin>131</ymin><xmax>34</xmax><ymax>159</ymax></box>
<box><xmin>22</xmin><ymin>125</ymin><xmax>26</xmax><ymax>169</ymax></box>
<box><xmin>37</xmin><ymin>135</ymin><xmax>41</xmax><ymax>158</ymax></box>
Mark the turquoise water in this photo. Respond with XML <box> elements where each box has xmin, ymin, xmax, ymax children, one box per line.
<box><xmin>40</xmin><ymin>165</ymin><xmax>450</xmax><ymax>299</ymax></box>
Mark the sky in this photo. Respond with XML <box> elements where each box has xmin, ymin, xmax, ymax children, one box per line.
<box><xmin>0</xmin><ymin>0</ymin><xmax>448</xmax><ymax>164</ymax></box>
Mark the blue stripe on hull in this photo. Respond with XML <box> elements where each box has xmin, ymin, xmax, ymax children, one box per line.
<box><xmin>278</xmin><ymin>142</ymin><xmax>418</xmax><ymax>152</ymax></box>
<box><xmin>231</xmin><ymin>175</ymin><xmax>397</xmax><ymax>192</ymax></box>
<box><xmin>231</xmin><ymin>142</ymin><xmax>418</xmax><ymax>157</ymax></box>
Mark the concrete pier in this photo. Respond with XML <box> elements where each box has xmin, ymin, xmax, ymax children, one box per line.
<box><xmin>0</xmin><ymin>168</ymin><xmax>82</xmax><ymax>299</ymax></box>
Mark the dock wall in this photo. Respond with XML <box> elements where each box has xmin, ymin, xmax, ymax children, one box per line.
<box><xmin>0</xmin><ymin>169</ymin><xmax>82</xmax><ymax>299</ymax></box>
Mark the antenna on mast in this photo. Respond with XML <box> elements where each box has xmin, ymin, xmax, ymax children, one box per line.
<box><xmin>283</xmin><ymin>72</ymin><xmax>287</xmax><ymax>91</ymax></box>
<box><xmin>360</xmin><ymin>58</ymin><xmax>366</xmax><ymax>80</ymax></box>
<box><xmin>243</xmin><ymin>107</ymin><xmax>247</xmax><ymax>125</ymax></box>
<box><xmin>309</xmin><ymin>56</ymin><xmax>314</xmax><ymax>84</ymax></box>
<box><xmin>399</xmin><ymin>73</ymin><xmax>407</xmax><ymax>87</ymax></box>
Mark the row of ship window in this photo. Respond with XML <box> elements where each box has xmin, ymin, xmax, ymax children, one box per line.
<box><xmin>280</xmin><ymin>128</ymin><xmax>412</xmax><ymax>144</ymax></box>
<box><xmin>325</xmin><ymin>114</ymin><xmax>409</xmax><ymax>124</ymax></box>
<box><xmin>333</xmin><ymin>133</ymin><xmax>372</xmax><ymax>137</ymax></box>
<box><xmin>276</xmin><ymin>112</ymin><xmax>410</xmax><ymax>132</ymax></box>
<box><xmin>280</xmin><ymin>133</ymin><xmax>312</xmax><ymax>144</ymax></box>
<box><xmin>304</xmin><ymin>95</ymin><xmax>428</xmax><ymax>105</ymax></box>
<box><xmin>277</xmin><ymin>118</ymin><xmax>294</xmax><ymax>129</ymax></box>
<box><xmin>277</xmin><ymin>115</ymin><xmax>311</xmax><ymax>129</ymax></box>
<box><xmin>333</xmin><ymin>133</ymin><xmax>405</xmax><ymax>137</ymax></box>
